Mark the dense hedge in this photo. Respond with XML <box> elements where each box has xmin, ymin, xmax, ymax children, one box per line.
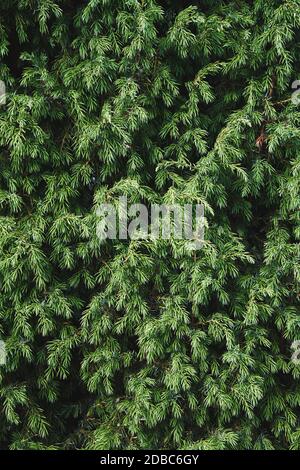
<box><xmin>0</xmin><ymin>0</ymin><xmax>300</xmax><ymax>450</ymax></box>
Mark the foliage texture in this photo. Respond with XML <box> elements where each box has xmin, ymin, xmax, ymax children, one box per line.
<box><xmin>0</xmin><ymin>0</ymin><xmax>300</xmax><ymax>450</ymax></box>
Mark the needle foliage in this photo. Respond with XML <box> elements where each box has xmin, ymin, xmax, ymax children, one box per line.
<box><xmin>0</xmin><ymin>0</ymin><xmax>300</xmax><ymax>450</ymax></box>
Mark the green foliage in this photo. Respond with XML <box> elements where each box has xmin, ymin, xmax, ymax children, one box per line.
<box><xmin>0</xmin><ymin>0</ymin><xmax>300</xmax><ymax>450</ymax></box>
